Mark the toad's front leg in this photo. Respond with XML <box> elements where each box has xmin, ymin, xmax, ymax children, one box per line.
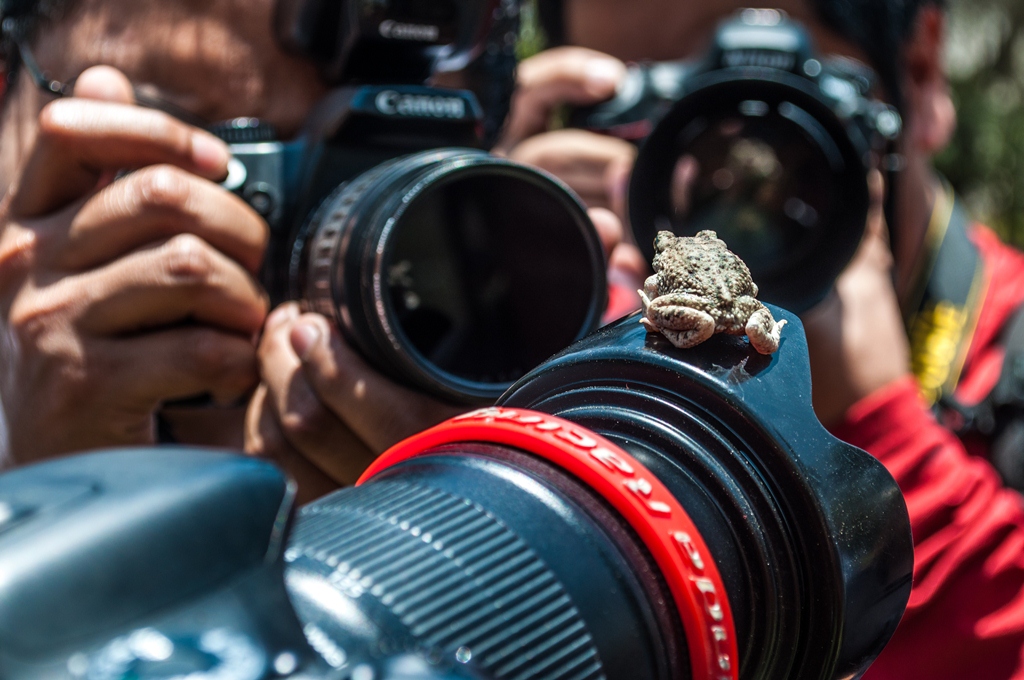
<box><xmin>641</xmin><ymin>294</ymin><xmax>716</xmax><ymax>349</ymax></box>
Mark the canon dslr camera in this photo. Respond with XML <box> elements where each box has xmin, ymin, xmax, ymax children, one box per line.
<box><xmin>220</xmin><ymin>0</ymin><xmax>606</xmax><ymax>404</ymax></box>
<box><xmin>577</xmin><ymin>9</ymin><xmax>902</xmax><ymax>312</ymax></box>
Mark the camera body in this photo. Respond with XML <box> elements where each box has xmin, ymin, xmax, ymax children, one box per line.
<box><xmin>218</xmin><ymin>84</ymin><xmax>486</xmax><ymax>304</ymax></box>
<box><xmin>225</xmin><ymin>0</ymin><xmax>507</xmax><ymax>303</ymax></box>
<box><xmin>578</xmin><ymin>9</ymin><xmax>902</xmax><ymax>312</ymax></box>
<box><xmin>217</xmin><ymin>0</ymin><xmax>607</xmax><ymax>404</ymax></box>
<box><xmin>577</xmin><ymin>9</ymin><xmax>899</xmax><ymax>146</ymax></box>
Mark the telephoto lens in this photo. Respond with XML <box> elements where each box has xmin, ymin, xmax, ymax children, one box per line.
<box><xmin>288</xmin><ymin>306</ymin><xmax>912</xmax><ymax>680</ymax></box>
<box><xmin>0</xmin><ymin>310</ymin><xmax>912</xmax><ymax>680</ymax></box>
<box><xmin>289</xmin><ymin>149</ymin><xmax>607</xmax><ymax>403</ymax></box>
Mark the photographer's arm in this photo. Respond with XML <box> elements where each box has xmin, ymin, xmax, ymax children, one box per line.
<box><xmin>0</xmin><ymin>67</ymin><xmax>269</xmax><ymax>462</ymax></box>
<box><xmin>800</xmin><ymin>171</ymin><xmax>911</xmax><ymax>427</ymax></box>
<box><xmin>802</xmin><ymin>174</ymin><xmax>1024</xmax><ymax>679</ymax></box>
<box><xmin>831</xmin><ymin>380</ymin><xmax>1024</xmax><ymax>679</ymax></box>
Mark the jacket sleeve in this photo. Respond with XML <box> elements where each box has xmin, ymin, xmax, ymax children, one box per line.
<box><xmin>833</xmin><ymin>376</ymin><xmax>1024</xmax><ymax>679</ymax></box>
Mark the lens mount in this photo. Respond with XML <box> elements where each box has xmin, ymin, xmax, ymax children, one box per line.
<box><xmin>630</xmin><ymin>68</ymin><xmax>872</xmax><ymax>313</ymax></box>
<box><xmin>361</xmin><ymin>407</ymin><xmax>740</xmax><ymax>680</ymax></box>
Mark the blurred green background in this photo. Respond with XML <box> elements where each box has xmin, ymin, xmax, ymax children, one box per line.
<box><xmin>934</xmin><ymin>0</ymin><xmax>1024</xmax><ymax>246</ymax></box>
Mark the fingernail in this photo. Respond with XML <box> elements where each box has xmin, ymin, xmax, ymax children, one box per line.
<box><xmin>290</xmin><ymin>320</ymin><xmax>322</xmax><ymax>360</ymax></box>
<box><xmin>191</xmin><ymin>130</ymin><xmax>231</xmax><ymax>172</ymax></box>
<box><xmin>585</xmin><ymin>59</ymin><xmax>626</xmax><ymax>96</ymax></box>
<box><xmin>266</xmin><ymin>303</ymin><xmax>299</xmax><ymax>330</ymax></box>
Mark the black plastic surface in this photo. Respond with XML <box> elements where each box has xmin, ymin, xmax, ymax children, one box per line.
<box><xmin>0</xmin><ymin>450</ymin><xmax>332</xmax><ymax>680</ymax></box>
<box><xmin>0</xmin><ymin>449</ymin><xmax>290</xmax><ymax>657</ymax></box>
<box><xmin>499</xmin><ymin>307</ymin><xmax>914</xmax><ymax>680</ymax></box>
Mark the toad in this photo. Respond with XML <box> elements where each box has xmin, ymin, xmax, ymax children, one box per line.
<box><xmin>639</xmin><ymin>230</ymin><xmax>787</xmax><ymax>354</ymax></box>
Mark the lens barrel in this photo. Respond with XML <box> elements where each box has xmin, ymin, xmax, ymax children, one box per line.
<box><xmin>0</xmin><ymin>309</ymin><xmax>912</xmax><ymax>680</ymax></box>
<box><xmin>289</xmin><ymin>422</ymin><xmax>701</xmax><ymax>680</ymax></box>
<box><xmin>289</xmin><ymin>307</ymin><xmax>912</xmax><ymax>680</ymax></box>
<box><xmin>291</xmin><ymin>149</ymin><xmax>607</xmax><ymax>404</ymax></box>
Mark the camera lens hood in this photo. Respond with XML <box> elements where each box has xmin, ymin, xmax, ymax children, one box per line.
<box><xmin>0</xmin><ymin>309</ymin><xmax>912</xmax><ymax>680</ymax></box>
<box><xmin>498</xmin><ymin>308</ymin><xmax>912</xmax><ymax>679</ymax></box>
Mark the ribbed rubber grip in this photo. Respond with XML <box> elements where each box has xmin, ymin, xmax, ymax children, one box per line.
<box><xmin>288</xmin><ymin>480</ymin><xmax>606</xmax><ymax>680</ymax></box>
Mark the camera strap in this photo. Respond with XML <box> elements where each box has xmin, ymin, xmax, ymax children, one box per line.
<box><xmin>903</xmin><ymin>179</ymin><xmax>988</xmax><ymax>407</ymax></box>
<box><xmin>904</xmin><ymin>181</ymin><xmax>1024</xmax><ymax>491</ymax></box>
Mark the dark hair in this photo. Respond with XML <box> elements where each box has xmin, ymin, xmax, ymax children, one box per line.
<box><xmin>1</xmin><ymin>0</ymin><xmax>75</xmax><ymax>89</ymax></box>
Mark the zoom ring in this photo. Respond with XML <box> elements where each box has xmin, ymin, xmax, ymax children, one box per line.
<box><xmin>289</xmin><ymin>480</ymin><xmax>606</xmax><ymax>680</ymax></box>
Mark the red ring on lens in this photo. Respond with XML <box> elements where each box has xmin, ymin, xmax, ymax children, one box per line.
<box><xmin>359</xmin><ymin>407</ymin><xmax>739</xmax><ymax>680</ymax></box>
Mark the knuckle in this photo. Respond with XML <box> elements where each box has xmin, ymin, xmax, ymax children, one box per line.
<box><xmin>257</xmin><ymin>321</ymin><xmax>292</xmax><ymax>365</ymax></box>
<box><xmin>0</xmin><ymin>228</ymin><xmax>38</xmax><ymax>282</ymax></box>
<box><xmin>191</xmin><ymin>331</ymin><xmax>257</xmax><ymax>386</ymax></box>
<box><xmin>8</xmin><ymin>288</ymin><xmax>69</xmax><ymax>348</ymax></box>
<box><xmin>513</xmin><ymin>136</ymin><xmax>565</xmax><ymax>172</ymax></box>
<box><xmin>136</xmin><ymin>165</ymin><xmax>193</xmax><ymax>213</ymax></box>
<box><xmin>161</xmin><ymin>233</ymin><xmax>215</xmax><ymax>285</ymax></box>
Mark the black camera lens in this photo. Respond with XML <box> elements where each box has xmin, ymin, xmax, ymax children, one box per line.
<box><xmin>0</xmin><ymin>311</ymin><xmax>912</xmax><ymax>680</ymax></box>
<box><xmin>630</xmin><ymin>76</ymin><xmax>877</xmax><ymax>313</ymax></box>
<box><xmin>288</xmin><ymin>309</ymin><xmax>912</xmax><ymax>680</ymax></box>
<box><xmin>292</xmin><ymin>149</ymin><xmax>606</xmax><ymax>404</ymax></box>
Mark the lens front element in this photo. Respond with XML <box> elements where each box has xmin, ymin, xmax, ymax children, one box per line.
<box><xmin>386</xmin><ymin>168</ymin><xmax>599</xmax><ymax>386</ymax></box>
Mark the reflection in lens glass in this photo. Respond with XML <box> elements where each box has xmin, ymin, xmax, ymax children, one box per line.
<box><xmin>387</xmin><ymin>172</ymin><xmax>594</xmax><ymax>385</ymax></box>
<box><xmin>670</xmin><ymin>156</ymin><xmax>699</xmax><ymax>217</ymax></box>
<box><xmin>663</xmin><ymin>101</ymin><xmax>839</xmax><ymax>277</ymax></box>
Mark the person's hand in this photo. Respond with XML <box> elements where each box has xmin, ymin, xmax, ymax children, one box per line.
<box><xmin>245</xmin><ymin>302</ymin><xmax>464</xmax><ymax>499</ymax></box>
<box><xmin>245</xmin><ymin>207</ymin><xmax>646</xmax><ymax>501</ymax></box>
<box><xmin>496</xmin><ymin>47</ymin><xmax>636</xmax><ymax>218</ymax></box>
<box><xmin>801</xmin><ymin>171</ymin><xmax>911</xmax><ymax>427</ymax></box>
<box><xmin>0</xmin><ymin>66</ymin><xmax>269</xmax><ymax>463</ymax></box>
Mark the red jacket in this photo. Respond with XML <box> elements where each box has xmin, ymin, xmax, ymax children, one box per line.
<box><xmin>834</xmin><ymin>226</ymin><xmax>1024</xmax><ymax>679</ymax></box>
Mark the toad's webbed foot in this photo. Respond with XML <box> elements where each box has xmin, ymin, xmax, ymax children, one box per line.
<box><xmin>745</xmin><ymin>307</ymin><xmax>787</xmax><ymax>354</ymax></box>
<box><xmin>641</xmin><ymin>302</ymin><xmax>716</xmax><ymax>349</ymax></box>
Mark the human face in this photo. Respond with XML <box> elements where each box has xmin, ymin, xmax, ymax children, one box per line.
<box><xmin>8</xmin><ymin>0</ymin><xmax>328</xmax><ymax>137</ymax></box>
<box><xmin>564</xmin><ymin>0</ymin><xmax>872</xmax><ymax>68</ymax></box>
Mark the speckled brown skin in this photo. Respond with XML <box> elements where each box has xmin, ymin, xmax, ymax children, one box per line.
<box><xmin>639</xmin><ymin>230</ymin><xmax>787</xmax><ymax>354</ymax></box>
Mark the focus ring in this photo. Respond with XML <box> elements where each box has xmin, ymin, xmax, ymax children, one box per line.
<box><xmin>301</xmin><ymin>163</ymin><xmax>394</xmax><ymax>325</ymax></box>
<box><xmin>289</xmin><ymin>480</ymin><xmax>606</xmax><ymax>680</ymax></box>
<box><xmin>361</xmin><ymin>408</ymin><xmax>740</xmax><ymax>680</ymax></box>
